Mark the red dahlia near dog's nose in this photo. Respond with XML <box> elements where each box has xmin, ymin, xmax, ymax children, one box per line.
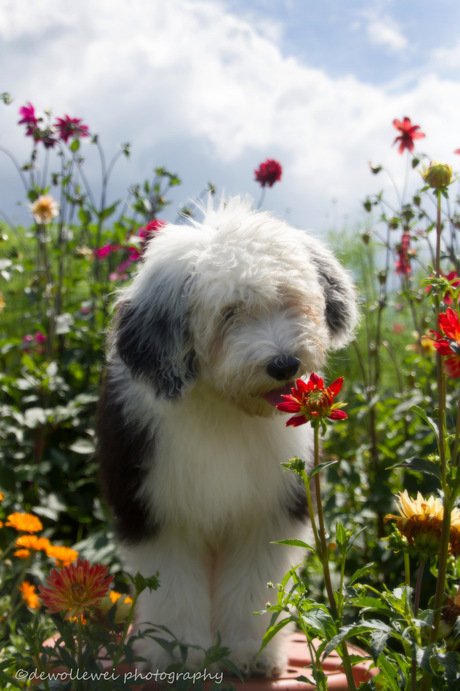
<box><xmin>277</xmin><ymin>373</ymin><xmax>347</xmax><ymax>427</ymax></box>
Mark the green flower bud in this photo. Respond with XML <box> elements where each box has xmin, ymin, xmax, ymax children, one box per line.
<box><xmin>422</xmin><ymin>161</ymin><xmax>453</xmax><ymax>190</ymax></box>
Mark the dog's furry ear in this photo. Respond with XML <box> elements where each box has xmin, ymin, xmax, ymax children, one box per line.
<box><xmin>310</xmin><ymin>247</ymin><xmax>359</xmax><ymax>350</ymax></box>
<box><xmin>112</xmin><ymin>275</ymin><xmax>197</xmax><ymax>399</ymax></box>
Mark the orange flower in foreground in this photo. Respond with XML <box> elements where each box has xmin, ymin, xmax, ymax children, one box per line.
<box><xmin>277</xmin><ymin>373</ymin><xmax>347</xmax><ymax>428</ymax></box>
<box><xmin>18</xmin><ymin>581</ymin><xmax>40</xmax><ymax>610</ymax></box>
<box><xmin>6</xmin><ymin>512</ymin><xmax>43</xmax><ymax>533</ymax></box>
<box><xmin>46</xmin><ymin>544</ymin><xmax>79</xmax><ymax>567</ymax></box>
<box><xmin>39</xmin><ymin>559</ymin><xmax>113</xmax><ymax>620</ymax></box>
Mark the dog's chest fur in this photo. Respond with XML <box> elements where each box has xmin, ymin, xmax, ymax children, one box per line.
<box><xmin>138</xmin><ymin>384</ymin><xmax>312</xmax><ymax>539</ymax></box>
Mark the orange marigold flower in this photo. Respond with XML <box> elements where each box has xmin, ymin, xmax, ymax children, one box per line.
<box><xmin>385</xmin><ymin>490</ymin><xmax>460</xmax><ymax>557</ymax></box>
<box><xmin>6</xmin><ymin>512</ymin><xmax>43</xmax><ymax>533</ymax></box>
<box><xmin>277</xmin><ymin>373</ymin><xmax>348</xmax><ymax>428</ymax></box>
<box><xmin>39</xmin><ymin>559</ymin><xmax>113</xmax><ymax>620</ymax></box>
<box><xmin>14</xmin><ymin>549</ymin><xmax>31</xmax><ymax>559</ymax></box>
<box><xmin>0</xmin><ymin>491</ymin><xmax>5</xmax><ymax>501</ymax></box>
<box><xmin>15</xmin><ymin>535</ymin><xmax>51</xmax><ymax>552</ymax></box>
<box><xmin>46</xmin><ymin>544</ymin><xmax>79</xmax><ymax>567</ymax></box>
<box><xmin>18</xmin><ymin>581</ymin><xmax>40</xmax><ymax>610</ymax></box>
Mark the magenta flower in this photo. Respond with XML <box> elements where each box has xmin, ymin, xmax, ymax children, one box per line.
<box><xmin>18</xmin><ymin>102</ymin><xmax>39</xmax><ymax>135</ymax></box>
<box><xmin>55</xmin><ymin>115</ymin><xmax>90</xmax><ymax>143</ymax></box>
<box><xmin>137</xmin><ymin>219</ymin><xmax>166</xmax><ymax>241</ymax></box>
<box><xmin>393</xmin><ymin>117</ymin><xmax>425</xmax><ymax>154</ymax></box>
<box><xmin>254</xmin><ymin>159</ymin><xmax>282</xmax><ymax>188</ymax></box>
<box><xmin>94</xmin><ymin>244</ymin><xmax>119</xmax><ymax>259</ymax></box>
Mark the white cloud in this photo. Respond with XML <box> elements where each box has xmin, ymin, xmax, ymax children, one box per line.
<box><xmin>366</xmin><ymin>16</ymin><xmax>408</xmax><ymax>52</ymax></box>
<box><xmin>0</xmin><ymin>0</ymin><xmax>459</xmax><ymax>234</ymax></box>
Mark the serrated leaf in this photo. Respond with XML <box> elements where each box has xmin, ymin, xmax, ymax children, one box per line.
<box><xmin>349</xmin><ymin>563</ymin><xmax>376</xmax><ymax>585</ymax></box>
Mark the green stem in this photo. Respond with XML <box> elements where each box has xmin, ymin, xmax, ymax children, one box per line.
<box><xmin>310</xmin><ymin>424</ymin><xmax>357</xmax><ymax>691</ymax></box>
<box><xmin>420</xmin><ymin>189</ymin><xmax>450</xmax><ymax>691</ymax></box>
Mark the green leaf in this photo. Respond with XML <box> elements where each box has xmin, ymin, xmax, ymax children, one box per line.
<box><xmin>271</xmin><ymin>539</ymin><xmax>315</xmax><ymax>551</ymax></box>
<box><xmin>308</xmin><ymin>460</ymin><xmax>338</xmax><ymax>480</ymax></box>
<box><xmin>349</xmin><ymin>563</ymin><xmax>376</xmax><ymax>586</ymax></box>
<box><xmin>391</xmin><ymin>456</ymin><xmax>442</xmax><ymax>481</ymax></box>
<box><xmin>259</xmin><ymin>617</ymin><xmax>292</xmax><ymax>653</ymax></box>
<box><xmin>408</xmin><ymin>405</ymin><xmax>439</xmax><ymax>439</ymax></box>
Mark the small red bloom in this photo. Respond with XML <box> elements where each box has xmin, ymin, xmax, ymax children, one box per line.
<box><xmin>39</xmin><ymin>559</ymin><xmax>113</xmax><ymax>620</ymax></box>
<box><xmin>277</xmin><ymin>373</ymin><xmax>347</xmax><ymax>427</ymax></box>
<box><xmin>55</xmin><ymin>115</ymin><xmax>90</xmax><ymax>143</ymax></box>
<box><xmin>431</xmin><ymin>308</ymin><xmax>460</xmax><ymax>378</ymax></box>
<box><xmin>138</xmin><ymin>219</ymin><xmax>167</xmax><ymax>241</ymax></box>
<box><xmin>395</xmin><ymin>230</ymin><xmax>412</xmax><ymax>276</ymax></box>
<box><xmin>393</xmin><ymin>117</ymin><xmax>425</xmax><ymax>155</ymax></box>
<box><xmin>455</xmin><ymin>149</ymin><xmax>460</xmax><ymax>155</ymax></box>
<box><xmin>254</xmin><ymin>159</ymin><xmax>282</xmax><ymax>188</ymax></box>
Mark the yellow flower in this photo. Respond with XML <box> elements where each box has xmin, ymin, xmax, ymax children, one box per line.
<box><xmin>45</xmin><ymin>544</ymin><xmax>79</xmax><ymax>567</ymax></box>
<box><xmin>0</xmin><ymin>294</ymin><xmax>4</xmax><ymax>313</ymax></box>
<box><xmin>18</xmin><ymin>581</ymin><xmax>40</xmax><ymax>610</ymax></box>
<box><xmin>385</xmin><ymin>490</ymin><xmax>460</xmax><ymax>557</ymax></box>
<box><xmin>30</xmin><ymin>194</ymin><xmax>59</xmax><ymax>224</ymax></box>
<box><xmin>6</xmin><ymin>512</ymin><xmax>43</xmax><ymax>533</ymax></box>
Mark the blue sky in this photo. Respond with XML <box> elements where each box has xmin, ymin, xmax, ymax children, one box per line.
<box><xmin>1</xmin><ymin>0</ymin><xmax>460</xmax><ymax>235</ymax></box>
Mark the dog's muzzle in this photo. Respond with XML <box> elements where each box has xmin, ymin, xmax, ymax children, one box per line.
<box><xmin>266</xmin><ymin>355</ymin><xmax>301</xmax><ymax>381</ymax></box>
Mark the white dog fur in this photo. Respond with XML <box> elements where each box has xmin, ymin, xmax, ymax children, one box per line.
<box><xmin>97</xmin><ymin>197</ymin><xmax>358</xmax><ymax>677</ymax></box>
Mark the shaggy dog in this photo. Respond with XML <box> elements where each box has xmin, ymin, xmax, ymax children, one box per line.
<box><xmin>97</xmin><ymin>197</ymin><xmax>358</xmax><ymax>677</ymax></box>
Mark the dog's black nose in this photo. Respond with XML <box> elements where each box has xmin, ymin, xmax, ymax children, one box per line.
<box><xmin>267</xmin><ymin>355</ymin><xmax>301</xmax><ymax>381</ymax></box>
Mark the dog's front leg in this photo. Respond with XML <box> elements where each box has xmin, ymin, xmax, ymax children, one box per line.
<box><xmin>124</xmin><ymin>530</ymin><xmax>214</xmax><ymax>672</ymax></box>
<box><xmin>212</xmin><ymin>526</ymin><xmax>297</xmax><ymax>678</ymax></box>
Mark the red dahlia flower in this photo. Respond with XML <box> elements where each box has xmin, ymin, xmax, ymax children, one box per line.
<box><xmin>426</xmin><ymin>271</ymin><xmax>460</xmax><ymax>305</ymax></box>
<box><xmin>393</xmin><ymin>117</ymin><xmax>425</xmax><ymax>154</ymax></box>
<box><xmin>55</xmin><ymin>115</ymin><xmax>90</xmax><ymax>143</ymax></box>
<box><xmin>431</xmin><ymin>308</ymin><xmax>460</xmax><ymax>378</ymax></box>
<box><xmin>39</xmin><ymin>559</ymin><xmax>113</xmax><ymax>620</ymax></box>
<box><xmin>277</xmin><ymin>373</ymin><xmax>347</xmax><ymax>428</ymax></box>
<box><xmin>254</xmin><ymin>159</ymin><xmax>282</xmax><ymax>188</ymax></box>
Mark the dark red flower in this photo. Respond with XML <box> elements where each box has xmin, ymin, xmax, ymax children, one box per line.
<box><xmin>431</xmin><ymin>308</ymin><xmax>460</xmax><ymax>378</ymax></box>
<box><xmin>393</xmin><ymin>117</ymin><xmax>425</xmax><ymax>155</ymax></box>
<box><xmin>276</xmin><ymin>373</ymin><xmax>347</xmax><ymax>427</ymax></box>
<box><xmin>395</xmin><ymin>230</ymin><xmax>412</xmax><ymax>276</ymax></box>
<box><xmin>254</xmin><ymin>159</ymin><xmax>282</xmax><ymax>188</ymax></box>
<box><xmin>55</xmin><ymin>115</ymin><xmax>90</xmax><ymax>143</ymax></box>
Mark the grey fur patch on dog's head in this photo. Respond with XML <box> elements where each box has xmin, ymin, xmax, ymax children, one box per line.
<box><xmin>113</xmin><ymin>273</ymin><xmax>197</xmax><ymax>399</ymax></box>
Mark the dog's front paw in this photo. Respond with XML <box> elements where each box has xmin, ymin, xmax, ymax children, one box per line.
<box><xmin>226</xmin><ymin>641</ymin><xmax>287</xmax><ymax>678</ymax></box>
